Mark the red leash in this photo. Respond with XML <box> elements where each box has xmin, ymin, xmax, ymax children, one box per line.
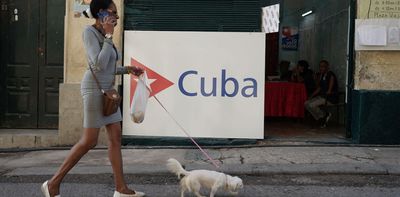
<box><xmin>136</xmin><ymin>73</ymin><xmax>220</xmax><ymax>168</ymax></box>
<box><xmin>152</xmin><ymin>95</ymin><xmax>221</xmax><ymax>168</ymax></box>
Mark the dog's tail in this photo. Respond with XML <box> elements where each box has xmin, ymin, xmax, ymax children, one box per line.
<box><xmin>166</xmin><ymin>158</ymin><xmax>189</xmax><ymax>179</ymax></box>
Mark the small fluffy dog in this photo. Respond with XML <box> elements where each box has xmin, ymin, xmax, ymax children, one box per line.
<box><xmin>166</xmin><ymin>158</ymin><xmax>243</xmax><ymax>197</ymax></box>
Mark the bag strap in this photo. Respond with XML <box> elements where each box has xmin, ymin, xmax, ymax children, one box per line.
<box><xmin>89</xmin><ymin>66</ymin><xmax>105</xmax><ymax>94</ymax></box>
<box><xmin>88</xmin><ymin>25</ymin><xmax>118</xmax><ymax>89</ymax></box>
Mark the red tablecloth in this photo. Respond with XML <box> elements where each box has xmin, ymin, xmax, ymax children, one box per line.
<box><xmin>265</xmin><ymin>82</ymin><xmax>307</xmax><ymax>118</ymax></box>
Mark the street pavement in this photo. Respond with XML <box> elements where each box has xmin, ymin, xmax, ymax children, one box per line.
<box><xmin>1</xmin><ymin>181</ymin><xmax>400</xmax><ymax>197</ymax></box>
<box><xmin>1</xmin><ymin>146</ymin><xmax>400</xmax><ymax>196</ymax></box>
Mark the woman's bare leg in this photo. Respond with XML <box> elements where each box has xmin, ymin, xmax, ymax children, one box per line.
<box><xmin>47</xmin><ymin>128</ymin><xmax>100</xmax><ymax>196</ymax></box>
<box><xmin>106</xmin><ymin>122</ymin><xmax>136</xmax><ymax>194</ymax></box>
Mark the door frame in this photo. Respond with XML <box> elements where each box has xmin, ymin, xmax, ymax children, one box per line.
<box><xmin>345</xmin><ymin>0</ymin><xmax>356</xmax><ymax>139</ymax></box>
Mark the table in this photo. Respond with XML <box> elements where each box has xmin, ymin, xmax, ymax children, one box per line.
<box><xmin>265</xmin><ymin>82</ymin><xmax>307</xmax><ymax>118</ymax></box>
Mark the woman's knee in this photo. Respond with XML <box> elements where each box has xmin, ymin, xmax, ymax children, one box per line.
<box><xmin>79</xmin><ymin>137</ymin><xmax>98</xmax><ymax>150</ymax></box>
<box><xmin>78</xmin><ymin>128</ymin><xmax>100</xmax><ymax>150</ymax></box>
<box><xmin>108</xmin><ymin>135</ymin><xmax>121</xmax><ymax>147</ymax></box>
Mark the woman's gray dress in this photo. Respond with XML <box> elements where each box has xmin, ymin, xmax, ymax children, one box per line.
<box><xmin>81</xmin><ymin>25</ymin><xmax>127</xmax><ymax>128</ymax></box>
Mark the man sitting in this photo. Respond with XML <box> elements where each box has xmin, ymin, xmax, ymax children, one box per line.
<box><xmin>305</xmin><ymin>60</ymin><xmax>338</xmax><ymax>128</ymax></box>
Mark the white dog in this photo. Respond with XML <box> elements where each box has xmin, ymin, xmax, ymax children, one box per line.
<box><xmin>166</xmin><ymin>158</ymin><xmax>243</xmax><ymax>197</ymax></box>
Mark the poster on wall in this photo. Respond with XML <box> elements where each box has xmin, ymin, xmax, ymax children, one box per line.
<box><xmin>73</xmin><ymin>0</ymin><xmax>92</xmax><ymax>18</ymax></box>
<box><xmin>123</xmin><ymin>31</ymin><xmax>265</xmax><ymax>139</ymax></box>
<box><xmin>281</xmin><ymin>26</ymin><xmax>299</xmax><ymax>50</ymax></box>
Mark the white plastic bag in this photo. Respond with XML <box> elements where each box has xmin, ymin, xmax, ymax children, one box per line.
<box><xmin>130</xmin><ymin>71</ymin><xmax>151</xmax><ymax>123</ymax></box>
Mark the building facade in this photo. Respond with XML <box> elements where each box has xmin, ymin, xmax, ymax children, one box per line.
<box><xmin>0</xmin><ymin>0</ymin><xmax>399</xmax><ymax>148</ymax></box>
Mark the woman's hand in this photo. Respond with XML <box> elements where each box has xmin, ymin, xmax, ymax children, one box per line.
<box><xmin>127</xmin><ymin>66</ymin><xmax>144</xmax><ymax>76</ymax></box>
<box><xmin>101</xmin><ymin>15</ymin><xmax>116</xmax><ymax>35</ymax></box>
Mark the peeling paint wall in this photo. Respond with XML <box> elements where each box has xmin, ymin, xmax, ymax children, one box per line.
<box><xmin>356</xmin><ymin>51</ymin><xmax>400</xmax><ymax>90</ymax></box>
<box><xmin>355</xmin><ymin>0</ymin><xmax>400</xmax><ymax>91</ymax></box>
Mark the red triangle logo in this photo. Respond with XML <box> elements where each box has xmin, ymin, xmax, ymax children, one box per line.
<box><xmin>129</xmin><ymin>57</ymin><xmax>174</xmax><ymax>104</ymax></box>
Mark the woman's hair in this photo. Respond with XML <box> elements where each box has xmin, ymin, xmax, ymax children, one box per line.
<box><xmin>82</xmin><ymin>0</ymin><xmax>113</xmax><ymax>19</ymax></box>
<box><xmin>297</xmin><ymin>60</ymin><xmax>310</xmax><ymax>69</ymax></box>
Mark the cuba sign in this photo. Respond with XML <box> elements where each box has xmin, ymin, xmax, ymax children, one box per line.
<box><xmin>178</xmin><ymin>69</ymin><xmax>258</xmax><ymax>97</ymax></box>
<box><xmin>123</xmin><ymin>31</ymin><xmax>265</xmax><ymax>139</ymax></box>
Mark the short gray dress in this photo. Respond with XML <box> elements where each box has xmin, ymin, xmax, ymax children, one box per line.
<box><xmin>81</xmin><ymin>25</ymin><xmax>128</xmax><ymax>128</ymax></box>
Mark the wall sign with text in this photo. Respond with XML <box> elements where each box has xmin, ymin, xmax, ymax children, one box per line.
<box><xmin>123</xmin><ymin>31</ymin><xmax>265</xmax><ymax>139</ymax></box>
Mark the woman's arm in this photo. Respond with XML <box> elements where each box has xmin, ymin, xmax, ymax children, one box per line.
<box><xmin>115</xmin><ymin>66</ymin><xmax>144</xmax><ymax>76</ymax></box>
<box><xmin>115</xmin><ymin>66</ymin><xmax>129</xmax><ymax>75</ymax></box>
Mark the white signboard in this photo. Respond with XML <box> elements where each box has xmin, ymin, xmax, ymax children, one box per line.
<box><xmin>123</xmin><ymin>31</ymin><xmax>265</xmax><ymax>139</ymax></box>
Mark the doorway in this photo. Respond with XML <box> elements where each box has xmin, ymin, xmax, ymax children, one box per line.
<box><xmin>0</xmin><ymin>0</ymin><xmax>64</xmax><ymax>129</ymax></box>
<box><xmin>263</xmin><ymin>0</ymin><xmax>354</xmax><ymax>142</ymax></box>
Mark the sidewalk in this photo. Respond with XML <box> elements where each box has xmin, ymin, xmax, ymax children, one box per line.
<box><xmin>1</xmin><ymin>146</ymin><xmax>400</xmax><ymax>177</ymax></box>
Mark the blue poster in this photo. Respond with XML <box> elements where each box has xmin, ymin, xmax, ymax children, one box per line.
<box><xmin>281</xmin><ymin>26</ymin><xmax>299</xmax><ymax>50</ymax></box>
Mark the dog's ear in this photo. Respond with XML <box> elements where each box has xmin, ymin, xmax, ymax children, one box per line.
<box><xmin>238</xmin><ymin>182</ymin><xmax>244</xmax><ymax>189</ymax></box>
<box><xmin>232</xmin><ymin>178</ymin><xmax>243</xmax><ymax>190</ymax></box>
<box><xmin>233</xmin><ymin>182</ymin><xmax>243</xmax><ymax>191</ymax></box>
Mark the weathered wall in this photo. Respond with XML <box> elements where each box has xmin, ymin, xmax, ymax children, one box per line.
<box><xmin>351</xmin><ymin>0</ymin><xmax>400</xmax><ymax>144</ymax></box>
<box><xmin>355</xmin><ymin>51</ymin><xmax>400</xmax><ymax>90</ymax></box>
<box><xmin>355</xmin><ymin>0</ymin><xmax>400</xmax><ymax>90</ymax></box>
<box><xmin>59</xmin><ymin>0</ymin><xmax>124</xmax><ymax>146</ymax></box>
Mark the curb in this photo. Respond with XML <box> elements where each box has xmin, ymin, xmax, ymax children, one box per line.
<box><xmin>2</xmin><ymin>144</ymin><xmax>400</xmax><ymax>153</ymax></box>
<box><xmin>3</xmin><ymin>163</ymin><xmax>398</xmax><ymax>177</ymax></box>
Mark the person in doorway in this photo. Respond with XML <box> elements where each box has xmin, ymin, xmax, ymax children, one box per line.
<box><xmin>279</xmin><ymin>60</ymin><xmax>292</xmax><ymax>81</ymax></box>
<box><xmin>40</xmin><ymin>0</ymin><xmax>145</xmax><ymax>197</ymax></box>
<box><xmin>304</xmin><ymin>60</ymin><xmax>338</xmax><ymax>128</ymax></box>
<box><xmin>291</xmin><ymin>60</ymin><xmax>316</xmax><ymax>96</ymax></box>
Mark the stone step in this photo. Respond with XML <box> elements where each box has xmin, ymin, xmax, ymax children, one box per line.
<box><xmin>0</xmin><ymin>129</ymin><xmax>59</xmax><ymax>149</ymax></box>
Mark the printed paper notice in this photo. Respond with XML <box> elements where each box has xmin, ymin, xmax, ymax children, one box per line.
<box><xmin>388</xmin><ymin>27</ymin><xmax>400</xmax><ymax>44</ymax></box>
<box><xmin>358</xmin><ymin>25</ymin><xmax>387</xmax><ymax>46</ymax></box>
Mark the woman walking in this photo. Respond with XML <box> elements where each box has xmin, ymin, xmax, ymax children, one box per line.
<box><xmin>41</xmin><ymin>0</ymin><xmax>145</xmax><ymax>196</ymax></box>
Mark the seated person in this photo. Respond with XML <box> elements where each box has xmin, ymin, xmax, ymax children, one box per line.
<box><xmin>304</xmin><ymin>60</ymin><xmax>338</xmax><ymax>128</ymax></box>
<box><xmin>291</xmin><ymin>60</ymin><xmax>316</xmax><ymax>96</ymax></box>
<box><xmin>279</xmin><ymin>60</ymin><xmax>291</xmax><ymax>81</ymax></box>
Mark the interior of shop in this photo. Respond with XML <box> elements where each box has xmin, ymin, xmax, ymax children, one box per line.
<box><xmin>262</xmin><ymin>0</ymin><xmax>351</xmax><ymax>142</ymax></box>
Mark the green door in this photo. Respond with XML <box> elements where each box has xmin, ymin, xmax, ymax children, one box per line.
<box><xmin>0</xmin><ymin>0</ymin><xmax>64</xmax><ymax>129</ymax></box>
